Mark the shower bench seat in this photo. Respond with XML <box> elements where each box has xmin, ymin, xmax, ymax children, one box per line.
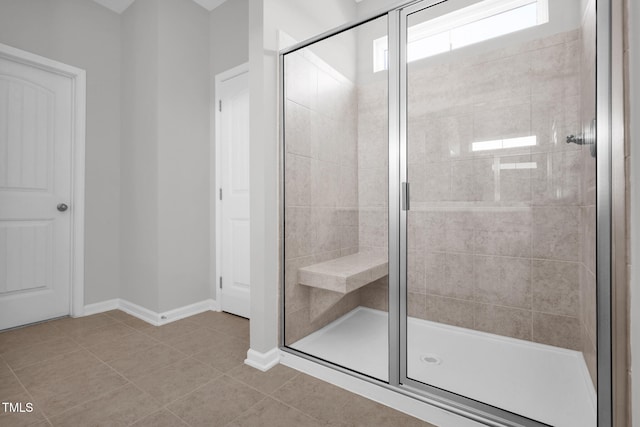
<box><xmin>298</xmin><ymin>252</ymin><xmax>388</xmax><ymax>294</ymax></box>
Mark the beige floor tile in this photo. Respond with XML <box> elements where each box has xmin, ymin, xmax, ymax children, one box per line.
<box><xmin>273</xmin><ymin>374</ymin><xmax>432</xmax><ymax>427</ymax></box>
<box><xmin>168</xmin><ymin>327</ymin><xmax>228</xmax><ymax>356</ymax></box>
<box><xmin>132</xmin><ymin>357</ymin><xmax>221</xmax><ymax>405</ymax></box>
<box><xmin>103</xmin><ymin>311</ymin><xmax>154</xmax><ymax>330</ymax></box>
<box><xmin>0</xmin><ymin>323</ymin><xmax>67</xmax><ymax>355</ymax></box>
<box><xmin>119</xmin><ymin>316</ymin><xmax>154</xmax><ymax>330</ymax></box>
<box><xmin>14</xmin><ymin>350</ymin><xmax>103</xmax><ymax>390</ymax></box>
<box><xmin>66</xmin><ymin>322</ymin><xmax>136</xmax><ymax>347</ymax></box>
<box><xmin>228</xmin><ymin>363</ymin><xmax>299</xmax><ymax>395</ymax></box>
<box><xmin>207</xmin><ymin>313</ymin><xmax>249</xmax><ymax>341</ymax></box>
<box><xmin>226</xmin><ymin>397</ymin><xmax>324</xmax><ymax>427</ymax></box>
<box><xmin>48</xmin><ymin>383</ymin><xmax>159</xmax><ymax>427</ymax></box>
<box><xmin>50</xmin><ymin>314</ymin><xmax>117</xmax><ymax>335</ymax></box>
<box><xmin>84</xmin><ymin>331</ymin><xmax>158</xmax><ymax>362</ymax></box>
<box><xmin>139</xmin><ymin>319</ymin><xmax>202</xmax><ymax>344</ymax></box>
<box><xmin>0</xmin><ymin>374</ymin><xmax>27</xmax><ymax>404</ymax></box>
<box><xmin>1</xmin><ymin>337</ymin><xmax>80</xmax><ymax>370</ymax></box>
<box><xmin>0</xmin><ymin>357</ymin><xmax>13</xmax><ymax>380</ymax></box>
<box><xmin>102</xmin><ymin>310</ymin><xmax>136</xmax><ymax>322</ymax></box>
<box><xmin>130</xmin><ymin>409</ymin><xmax>190</xmax><ymax>427</ymax></box>
<box><xmin>0</xmin><ymin>391</ymin><xmax>47</xmax><ymax>427</ymax></box>
<box><xmin>167</xmin><ymin>376</ymin><xmax>264</xmax><ymax>427</ymax></box>
<box><xmin>107</xmin><ymin>343</ymin><xmax>186</xmax><ymax>381</ymax></box>
<box><xmin>29</xmin><ymin>364</ymin><xmax>128</xmax><ymax>417</ymax></box>
<box><xmin>192</xmin><ymin>335</ymin><xmax>248</xmax><ymax>373</ymax></box>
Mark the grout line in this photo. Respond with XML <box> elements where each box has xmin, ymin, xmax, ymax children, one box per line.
<box><xmin>158</xmin><ymin>373</ymin><xmax>221</xmax><ymax>410</ymax></box>
<box><xmin>45</xmin><ymin>383</ymin><xmax>133</xmax><ymax>425</ymax></box>
<box><xmin>220</xmin><ymin>396</ymin><xmax>269</xmax><ymax>427</ymax></box>
<box><xmin>163</xmin><ymin>405</ymin><xmax>194</xmax><ymax>427</ymax></box>
<box><xmin>6</xmin><ymin>358</ymin><xmax>53</xmax><ymax>426</ymax></box>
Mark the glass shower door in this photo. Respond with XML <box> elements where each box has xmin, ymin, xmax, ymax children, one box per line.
<box><xmin>402</xmin><ymin>1</ymin><xmax>597</xmax><ymax>426</ymax></box>
<box><xmin>282</xmin><ymin>15</ymin><xmax>391</xmax><ymax>382</ymax></box>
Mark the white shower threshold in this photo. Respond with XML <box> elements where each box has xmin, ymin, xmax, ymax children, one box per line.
<box><xmin>291</xmin><ymin>307</ymin><xmax>597</xmax><ymax>427</ymax></box>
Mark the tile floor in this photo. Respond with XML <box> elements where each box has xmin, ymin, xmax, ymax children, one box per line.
<box><xmin>0</xmin><ymin>310</ymin><xmax>435</xmax><ymax>426</ymax></box>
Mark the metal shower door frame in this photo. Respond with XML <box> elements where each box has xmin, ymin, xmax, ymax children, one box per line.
<box><xmin>278</xmin><ymin>0</ymin><xmax>615</xmax><ymax>425</ymax></box>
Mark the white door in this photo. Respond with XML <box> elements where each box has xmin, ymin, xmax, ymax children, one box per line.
<box><xmin>0</xmin><ymin>54</ymin><xmax>74</xmax><ymax>330</ymax></box>
<box><xmin>218</xmin><ymin>70</ymin><xmax>250</xmax><ymax>318</ymax></box>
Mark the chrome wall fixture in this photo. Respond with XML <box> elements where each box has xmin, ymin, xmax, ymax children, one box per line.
<box><xmin>279</xmin><ymin>0</ymin><xmax>615</xmax><ymax>425</ymax></box>
<box><xmin>567</xmin><ymin>118</ymin><xmax>597</xmax><ymax>157</ymax></box>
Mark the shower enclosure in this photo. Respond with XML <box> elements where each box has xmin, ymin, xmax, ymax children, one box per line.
<box><xmin>280</xmin><ymin>0</ymin><xmax>611</xmax><ymax>426</ymax></box>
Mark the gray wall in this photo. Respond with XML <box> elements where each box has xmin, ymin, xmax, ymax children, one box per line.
<box><xmin>0</xmin><ymin>0</ymin><xmax>121</xmax><ymax>305</ymax></box>
<box><xmin>157</xmin><ymin>0</ymin><xmax>211</xmax><ymax>312</ymax></box>
<box><xmin>210</xmin><ymin>0</ymin><xmax>249</xmax><ymax>77</ymax></box>
<box><xmin>121</xmin><ymin>0</ymin><xmax>210</xmax><ymax>312</ymax></box>
<box><xmin>120</xmin><ymin>0</ymin><xmax>160</xmax><ymax>310</ymax></box>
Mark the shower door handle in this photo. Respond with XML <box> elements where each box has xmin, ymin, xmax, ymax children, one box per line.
<box><xmin>402</xmin><ymin>182</ymin><xmax>410</xmax><ymax>211</ymax></box>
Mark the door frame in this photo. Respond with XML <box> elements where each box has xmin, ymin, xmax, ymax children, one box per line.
<box><xmin>0</xmin><ymin>43</ymin><xmax>86</xmax><ymax>319</ymax></box>
<box><xmin>212</xmin><ymin>62</ymin><xmax>249</xmax><ymax>311</ymax></box>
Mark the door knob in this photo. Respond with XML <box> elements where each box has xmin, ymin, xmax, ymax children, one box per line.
<box><xmin>57</xmin><ymin>203</ymin><xmax>68</xmax><ymax>212</ymax></box>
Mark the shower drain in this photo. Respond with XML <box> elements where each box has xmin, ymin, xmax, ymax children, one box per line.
<box><xmin>420</xmin><ymin>354</ymin><xmax>442</xmax><ymax>365</ymax></box>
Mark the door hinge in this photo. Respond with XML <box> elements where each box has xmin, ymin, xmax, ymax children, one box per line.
<box><xmin>219</xmin><ymin>188</ymin><xmax>222</xmax><ymax>200</ymax></box>
<box><xmin>219</xmin><ymin>100</ymin><xmax>222</xmax><ymax>112</ymax></box>
<box><xmin>219</xmin><ymin>277</ymin><xmax>223</xmax><ymax>289</ymax></box>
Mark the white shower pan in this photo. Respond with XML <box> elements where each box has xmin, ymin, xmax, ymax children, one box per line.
<box><xmin>292</xmin><ymin>307</ymin><xmax>597</xmax><ymax>427</ymax></box>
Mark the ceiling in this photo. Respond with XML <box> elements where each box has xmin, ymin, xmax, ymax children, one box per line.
<box><xmin>91</xmin><ymin>0</ymin><xmax>229</xmax><ymax>14</ymax></box>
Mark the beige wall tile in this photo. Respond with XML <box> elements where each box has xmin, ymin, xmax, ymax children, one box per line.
<box><xmin>532</xmin><ymin>260</ymin><xmax>580</xmax><ymax>317</ymax></box>
<box><xmin>423</xmin><ymin>295</ymin><xmax>475</xmax><ymax>329</ymax></box>
<box><xmin>285</xmin><ymin>100</ymin><xmax>312</xmax><ymax>157</ymax></box>
<box><xmin>474</xmin><ymin>304</ymin><xmax>532</xmax><ymax>341</ymax></box>
<box><xmin>359</xmin><ymin>280</ymin><xmax>388</xmax><ymax>312</ymax></box>
<box><xmin>472</xmin><ymin>99</ymin><xmax>531</xmax><ymax>143</ymax></box>
<box><xmin>532</xmin><ymin>312</ymin><xmax>581</xmax><ymax>350</ymax></box>
<box><xmin>474</xmin><ymin>256</ymin><xmax>531</xmax><ymax>309</ymax></box>
<box><xmin>285</xmin><ymin>207</ymin><xmax>314</xmax><ymax>259</ymax></box>
<box><xmin>532</xmin><ymin>206</ymin><xmax>581</xmax><ymax>262</ymax></box>
<box><xmin>408</xmin><ymin>249</ymin><xmax>426</xmax><ymax>294</ymax></box>
<box><xmin>284</xmin><ymin>256</ymin><xmax>313</xmax><ymax>314</ymax></box>
<box><xmin>359</xmin><ymin>167</ymin><xmax>387</xmax><ymax>208</ymax></box>
<box><xmin>444</xmin><ymin>211</ymin><xmax>474</xmax><ymax>253</ymax></box>
<box><xmin>474</xmin><ymin>210</ymin><xmax>531</xmax><ymax>258</ymax></box>
<box><xmin>425</xmin><ymin>252</ymin><xmax>474</xmax><ymax>301</ymax></box>
<box><xmin>285</xmin><ymin>154</ymin><xmax>311</xmax><ymax>207</ymax></box>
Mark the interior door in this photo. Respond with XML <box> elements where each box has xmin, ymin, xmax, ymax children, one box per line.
<box><xmin>0</xmin><ymin>54</ymin><xmax>74</xmax><ymax>330</ymax></box>
<box><xmin>219</xmin><ymin>71</ymin><xmax>250</xmax><ymax>318</ymax></box>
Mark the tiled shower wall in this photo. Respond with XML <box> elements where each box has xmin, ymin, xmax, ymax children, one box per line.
<box><xmin>579</xmin><ymin>0</ymin><xmax>598</xmax><ymax>387</ymax></box>
<box><xmin>283</xmin><ymin>51</ymin><xmax>361</xmax><ymax>345</ymax></box>
<box><xmin>399</xmin><ymin>29</ymin><xmax>589</xmax><ymax>352</ymax></box>
<box><xmin>356</xmin><ymin>77</ymin><xmax>390</xmax><ymax>313</ymax></box>
<box><xmin>285</xmin><ymin>27</ymin><xmax>598</xmax><ymax>361</ymax></box>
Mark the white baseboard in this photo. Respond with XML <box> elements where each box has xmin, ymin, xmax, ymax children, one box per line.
<box><xmin>83</xmin><ymin>299</ymin><xmax>119</xmax><ymax>316</ymax></box>
<box><xmin>83</xmin><ymin>298</ymin><xmax>220</xmax><ymax>326</ymax></box>
<box><xmin>279</xmin><ymin>351</ymin><xmax>484</xmax><ymax>427</ymax></box>
<box><xmin>245</xmin><ymin>348</ymin><xmax>280</xmax><ymax>372</ymax></box>
<box><xmin>158</xmin><ymin>299</ymin><xmax>217</xmax><ymax>326</ymax></box>
<box><xmin>118</xmin><ymin>299</ymin><xmax>161</xmax><ymax>325</ymax></box>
